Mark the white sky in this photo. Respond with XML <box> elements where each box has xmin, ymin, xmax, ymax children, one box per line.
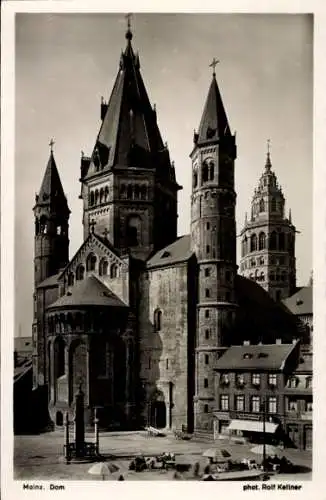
<box><xmin>15</xmin><ymin>13</ymin><xmax>313</xmax><ymax>337</ymax></box>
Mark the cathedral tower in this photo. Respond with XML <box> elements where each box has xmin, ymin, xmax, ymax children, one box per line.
<box><xmin>190</xmin><ymin>62</ymin><xmax>237</xmax><ymax>431</ymax></box>
<box><xmin>32</xmin><ymin>144</ymin><xmax>70</xmax><ymax>387</ymax></box>
<box><xmin>79</xmin><ymin>24</ymin><xmax>181</xmax><ymax>260</ymax></box>
<box><xmin>239</xmin><ymin>143</ymin><xmax>296</xmax><ymax>301</ymax></box>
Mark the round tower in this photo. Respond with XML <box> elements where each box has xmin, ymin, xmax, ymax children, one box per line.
<box><xmin>190</xmin><ymin>65</ymin><xmax>237</xmax><ymax>432</ymax></box>
<box><xmin>239</xmin><ymin>142</ymin><xmax>296</xmax><ymax>301</ymax></box>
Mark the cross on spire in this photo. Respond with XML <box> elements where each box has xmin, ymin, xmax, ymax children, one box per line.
<box><xmin>267</xmin><ymin>138</ymin><xmax>271</xmax><ymax>155</ymax></box>
<box><xmin>89</xmin><ymin>219</ymin><xmax>96</xmax><ymax>233</ymax></box>
<box><xmin>209</xmin><ymin>57</ymin><xmax>220</xmax><ymax>76</ymax></box>
<box><xmin>125</xmin><ymin>13</ymin><xmax>133</xmax><ymax>40</ymax></box>
<box><xmin>49</xmin><ymin>138</ymin><xmax>55</xmax><ymax>154</ymax></box>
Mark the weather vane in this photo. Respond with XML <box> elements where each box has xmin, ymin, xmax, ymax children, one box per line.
<box><xmin>126</xmin><ymin>13</ymin><xmax>132</xmax><ymax>30</ymax></box>
<box><xmin>49</xmin><ymin>138</ymin><xmax>55</xmax><ymax>153</ymax></box>
<box><xmin>209</xmin><ymin>57</ymin><xmax>220</xmax><ymax>75</ymax></box>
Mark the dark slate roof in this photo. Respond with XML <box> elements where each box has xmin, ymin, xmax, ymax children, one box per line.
<box><xmin>82</xmin><ymin>30</ymin><xmax>176</xmax><ymax>184</ymax></box>
<box><xmin>215</xmin><ymin>342</ymin><xmax>299</xmax><ymax>371</ymax></box>
<box><xmin>47</xmin><ymin>275</ymin><xmax>127</xmax><ymax>309</ymax></box>
<box><xmin>37</xmin><ymin>273</ymin><xmax>60</xmax><ymax>289</ymax></box>
<box><xmin>14</xmin><ymin>360</ymin><xmax>32</xmax><ymax>384</ymax></box>
<box><xmin>197</xmin><ymin>74</ymin><xmax>231</xmax><ymax>145</ymax></box>
<box><xmin>234</xmin><ymin>275</ymin><xmax>298</xmax><ymax>344</ymax></box>
<box><xmin>282</xmin><ymin>286</ymin><xmax>313</xmax><ymax>316</ymax></box>
<box><xmin>146</xmin><ymin>235</ymin><xmax>193</xmax><ymax>269</ymax></box>
<box><xmin>295</xmin><ymin>354</ymin><xmax>312</xmax><ymax>374</ymax></box>
<box><xmin>35</xmin><ymin>152</ymin><xmax>69</xmax><ymax>211</ymax></box>
<box><xmin>14</xmin><ymin>337</ymin><xmax>33</xmax><ymax>354</ymax></box>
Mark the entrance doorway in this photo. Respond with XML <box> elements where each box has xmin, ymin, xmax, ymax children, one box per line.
<box><xmin>150</xmin><ymin>401</ymin><xmax>166</xmax><ymax>429</ymax></box>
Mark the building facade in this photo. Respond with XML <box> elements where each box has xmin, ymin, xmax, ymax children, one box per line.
<box><xmin>30</xmin><ymin>24</ymin><xmax>307</xmax><ymax>434</ymax></box>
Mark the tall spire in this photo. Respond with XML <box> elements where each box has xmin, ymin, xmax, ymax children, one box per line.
<box><xmin>265</xmin><ymin>138</ymin><xmax>272</xmax><ymax>171</ymax></box>
<box><xmin>196</xmin><ymin>60</ymin><xmax>231</xmax><ymax>145</ymax></box>
<box><xmin>36</xmin><ymin>144</ymin><xmax>69</xmax><ymax>211</ymax></box>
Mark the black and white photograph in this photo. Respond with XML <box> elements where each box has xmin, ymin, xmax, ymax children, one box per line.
<box><xmin>3</xmin><ymin>5</ymin><xmax>324</xmax><ymax>495</ymax></box>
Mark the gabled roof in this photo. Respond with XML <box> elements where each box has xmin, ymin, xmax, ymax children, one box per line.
<box><xmin>37</xmin><ymin>273</ymin><xmax>61</xmax><ymax>289</ymax></box>
<box><xmin>196</xmin><ymin>74</ymin><xmax>231</xmax><ymax>145</ymax></box>
<box><xmin>146</xmin><ymin>235</ymin><xmax>193</xmax><ymax>269</ymax></box>
<box><xmin>82</xmin><ymin>29</ymin><xmax>176</xmax><ymax>183</ymax></box>
<box><xmin>282</xmin><ymin>286</ymin><xmax>313</xmax><ymax>316</ymax></box>
<box><xmin>35</xmin><ymin>152</ymin><xmax>69</xmax><ymax>212</ymax></box>
<box><xmin>215</xmin><ymin>342</ymin><xmax>299</xmax><ymax>372</ymax></box>
<box><xmin>58</xmin><ymin>231</ymin><xmax>122</xmax><ymax>279</ymax></box>
<box><xmin>47</xmin><ymin>275</ymin><xmax>127</xmax><ymax>309</ymax></box>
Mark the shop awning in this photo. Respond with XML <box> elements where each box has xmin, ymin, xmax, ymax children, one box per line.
<box><xmin>228</xmin><ymin>419</ymin><xmax>278</xmax><ymax>434</ymax></box>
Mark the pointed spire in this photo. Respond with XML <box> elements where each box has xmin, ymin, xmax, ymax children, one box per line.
<box><xmin>265</xmin><ymin>138</ymin><xmax>272</xmax><ymax>171</ymax></box>
<box><xmin>196</xmin><ymin>60</ymin><xmax>231</xmax><ymax>145</ymax></box>
<box><xmin>36</xmin><ymin>143</ymin><xmax>69</xmax><ymax>211</ymax></box>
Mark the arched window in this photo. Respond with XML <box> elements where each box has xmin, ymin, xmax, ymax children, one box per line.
<box><xmin>75</xmin><ymin>312</ymin><xmax>83</xmax><ymax>330</ymax></box>
<box><xmin>127</xmin><ymin>185</ymin><xmax>133</xmax><ymax>199</ymax></box>
<box><xmin>279</xmin><ymin>232</ymin><xmax>285</xmax><ymax>250</ymax></box>
<box><xmin>258</xmin><ymin>232</ymin><xmax>266</xmax><ymax>250</ymax></box>
<box><xmin>95</xmin><ymin>190</ymin><xmax>99</xmax><ymax>205</ymax></box>
<box><xmin>120</xmin><ymin>184</ymin><xmax>126</xmax><ymax>198</ymax></box>
<box><xmin>68</xmin><ymin>272</ymin><xmax>74</xmax><ymax>286</ymax></box>
<box><xmin>110</xmin><ymin>263</ymin><xmax>118</xmax><ymax>279</ymax></box>
<box><xmin>86</xmin><ymin>253</ymin><xmax>97</xmax><ymax>271</ymax></box>
<box><xmin>193</xmin><ymin>171</ymin><xmax>198</xmax><ymax>188</ymax></box>
<box><xmin>134</xmin><ymin>185</ymin><xmax>140</xmax><ymax>199</ymax></box>
<box><xmin>259</xmin><ymin>199</ymin><xmax>265</xmax><ymax>212</ymax></box>
<box><xmin>76</xmin><ymin>265</ymin><xmax>85</xmax><ymax>281</ymax></box>
<box><xmin>269</xmin><ymin>231</ymin><xmax>277</xmax><ymax>250</ymax></box>
<box><xmin>250</xmin><ymin>234</ymin><xmax>257</xmax><ymax>252</ymax></box>
<box><xmin>260</xmin><ymin>271</ymin><xmax>265</xmax><ymax>282</ymax></box>
<box><xmin>90</xmin><ymin>191</ymin><xmax>95</xmax><ymax>206</ymax></box>
<box><xmin>126</xmin><ymin>215</ymin><xmax>141</xmax><ymax>247</ymax></box>
<box><xmin>99</xmin><ymin>258</ymin><xmax>108</xmax><ymax>276</ymax></box>
<box><xmin>54</xmin><ymin>337</ymin><xmax>65</xmax><ymax>379</ymax></box>
<box><xmin>99</xmin><ymin>188</ymin><xmax>104</xmax><ymax>204</ymax></box>
<box><xmin>40</xmin><ymin>215</ymin><xmax>48</xmax><ymax>235</ymax></box>
<box><xmin>154</xmin><ymin>309</ymin><xmax>162</xmax><ymax>332</ymax></box>
<box><xmin>209</xmin><ymin>161</ymin><xmax>214</xmax><ymax>181</ymax></box>
<box><xmin>140</xmin><ymin>185</ymin><xmax>147</xmax><ymax>200</ymax></box>
<box><xmin>104</xmin><ymin>186</ymin><xmax>109</xmax><ymax>202</ymax></box>
<box><xmin>35</xmin><ymin>218</ymin><xmax>40</xmax><ymax>235</ymax></box>
<box><xmin>271</xmin><ymin>197</ymin><xmax>277</xmax><ymax>211</ymax></box>
<box><xmin>202</xmin><ymin>161</ymin><xmax>209</xmax><ymax>183</ymax></box>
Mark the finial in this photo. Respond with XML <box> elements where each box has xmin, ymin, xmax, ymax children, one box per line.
<box><xmin>49</xmin><ymin>138</ymin><xmax>55</xmax><ymax>154</ymax></box>
<box><xmin>265</xmin><ymin>138</ymin><xmax>272</xmax><ymax>170</ymax></box>
<box><xmin>125</xmin><ymin>13</ymin><xmax>133</xmax><ymax>40</ymax></box>
<box><xmin>209</xmin><ymin>57</ymin><xmax>220</xmax><ymax>77</ymax></box>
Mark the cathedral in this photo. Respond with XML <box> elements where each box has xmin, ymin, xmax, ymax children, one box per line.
<box><xmin>32</xmin><ymin>24</ymin><xmax>305</xmax><ymax>434</ymax></box>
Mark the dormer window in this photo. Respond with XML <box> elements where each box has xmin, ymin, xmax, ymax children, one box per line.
<box><xmin>236</xmin><ymin>374</ymin><xmax>245</xmax><ymax>386</ymax></box>
<box><xmin>220</xmin><ymin>373</ymin><xmax>229</xmax><ymax>386</ymax></box>
<box><xmin>288</xmin><ymin>376</ymin><xmax>298</xmax><ymax>388</ymax></box>
<box><xmin>243</xmin><ymin>353</ymin><xmax>253</xmax><ymax>359</ymax></box>
<box><xmin>161</xmin><ymin>251</ymin><xmax>170</xmax><ymax>259</ymax></box>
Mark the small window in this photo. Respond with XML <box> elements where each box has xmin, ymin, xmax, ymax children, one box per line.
<box><xmin>205</xmin><ymin>354</ymin><xmax>209</xmax><ymax>365</ymax></box>
<box><xmin>235</xmin><ymin>395</ymin><xmax>244</xmax><ymax>412</ymax></box>
<box><xmin>206</xmin><ymin>245</ymin><xmax>210</xmax><ymax>255</ymax></box>
<box><xmin>205</xmin><ymin>310</ymin><xmax>210</xmax><ymax>318</ymax></box>
<box><xmin>204</xmin><ymin>378</ymin><xmax>208</xmax><ymax>388</ymax></box>
<box><xmin>306</xmin><ymin>376</ymin><xmax>312</xmax><ymax>389</ymax></box>
<box><xmin>251</xmin><ymin>396</ymin><xmax>260</xmax><ymax>413</ymax></box>
<box><xmin>205</xmin><ymin>268</ymin><xmax>210</xmax><ymax>277</ymax></box>
<box><xmin>110</xmin><ymin>263</ymin><xmax>118</xmax><ymax>279</ymax></box>
<box><xmin>268</xmin><ymin>374</ymin><xmax>277</xmax><ymax>386</ymax></box>
<box><xmin>206</xmin><ymin>222</ymin><xmax>210</xmax><ymax>230</ymax></box>
<box><xmin>306</xmin><ymin>400</ymin><xmax>313</xmax><ymax>412</ymax></box>
<box><xmin>204</xmin><ymin>404</ymin><xmax>209</xmax><ymax>414</ymax></box>
<box><xmin>205</xmin><ymin>329</ymin><xmax>209</xmax><ymax>339</ymax></box>
<box><xmin>205</xmin><ymin>289</ymin><xmax>210</xmax><ymax>298</ymax></box>
<box><xmin>154</xmin><ymin>309</ymin><xmax>162</xmax><ymax>332</ymax></box>
<box><xmin>220</xmin><ymin>373</ymin><xmax>229</xmax><ymax>385</ymax></box>
<box><xmin>166</xmin><ymin>359</ymin><xmax>169</xmax><ymax>370</ymax></box>
<box><xmin>252</xmin><ymin>373</ymin><xmax>260</xmax><ymax>386</ymax></box>
<box><xmin>220</xmin><ymin>395</ymin><xmax>229</xmax><ymax>411</ymax></box>
<box><xmin>268</xmin><ymin>396</ymin><xmax>277</xmax><ymax>414</ymax></box>
<box><xmin>288</xmin><ymin>376</ymin><xmax>298</xmax><ymax>388</ymax></box>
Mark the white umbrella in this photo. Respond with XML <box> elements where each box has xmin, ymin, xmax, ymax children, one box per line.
<box><xmin>250</xmin><ymin>444</ymin><xmax>280</xmax><ymax>456</ymax></box>
<box><xmin>88</xmin><ymin>461</ymin><xmax>120</xmax><ymax>481</ymax></box>
<box><xmin>202</xmin><ymin>448</ymin><xmax>231</xmax><ymax>462</ymax></box>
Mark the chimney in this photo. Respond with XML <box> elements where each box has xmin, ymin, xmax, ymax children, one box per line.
<box><xmin>243</xmin><ymin>340</ymin><xmax>250</xmax><ymax>346</ymax></box>
<box><xmin>276</xmin><ymin>339</ymin><xmax>282</xmax><ymax>345</ymax></box>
